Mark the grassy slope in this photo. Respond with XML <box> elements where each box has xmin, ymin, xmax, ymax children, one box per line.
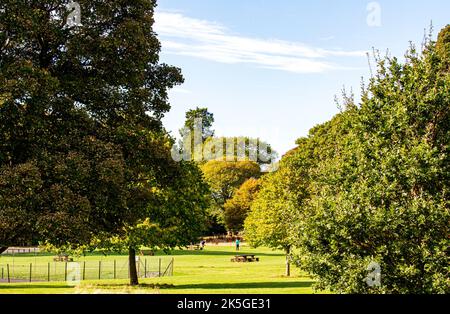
<box><xmin>0</xmin><ymin>245</ymin><xmax>318</xmax><ymax>294</ymax></box>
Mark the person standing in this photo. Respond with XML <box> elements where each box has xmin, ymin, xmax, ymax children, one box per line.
<box><xmin>235</xmin><ymin>239</ymin><xmax>240</xmax><ymax>251</ymax></box>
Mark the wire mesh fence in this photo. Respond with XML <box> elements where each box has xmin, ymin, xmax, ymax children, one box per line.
<box><xmin>0</xmin><ymin>258</ymin><xmax>174</xmax><ymax>283</ymax></box>
<box><xmin>2</xmin><ymin>247</ymin><xmax>40</xmax><ymax>255</ymax></box>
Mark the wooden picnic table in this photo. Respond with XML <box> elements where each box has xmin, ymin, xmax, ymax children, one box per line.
<box><xmin>231</xmin><ymin>254</ymin><xmax>259</xmax><ymax>263</ymax></box>
<box><xmin>53</xmin><ymin>255</ymin><xmax>73</xmax><ymax>262</ymax></box>
<box><xmin>187</xmin><ymin>244</ymin><xmax>202</xmax><ymax>250</ymax></box>
<box><xmin>140</xmin><ymin>249</ymin><xmax>155</xmax><ymax>256</ymax></box>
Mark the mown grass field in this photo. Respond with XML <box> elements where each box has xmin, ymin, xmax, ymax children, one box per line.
<box><xmin>0</xmin><ymin>245</ymin><xmax>318</xmax><ymax>294</ymax></box>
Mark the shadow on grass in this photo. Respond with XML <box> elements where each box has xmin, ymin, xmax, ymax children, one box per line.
<box><xmin>162</xmin><ymin>249</ymin><xmax>284</xmax><ymax>257</ymax></box>
<box><xmin>1</xmin><ymin>249</ymin><xmax>284</xmax><ymax>259</ymax></box>
<box><xmin>69</xmin><ymin>249</ymin><xmax>282</xmax><ymax>258</ymax></box>
<box><xmin>0</xmin><ymin>284</ymin><xmax>71</xmax><ymax>290</ymax></box>
<box><xmin>167</xmin><ymin>281</ymin><xmax>315</xmax><ymax>290</ymax></box>
<box><xmin>0</xmin><ymin>281</ymin><xmax>314</xmax><ymax>292</ymax></box>
<box><xmin>88</xmin><ymin>283</ymin><xmax>175</xmax><ymax>289</ymax></box>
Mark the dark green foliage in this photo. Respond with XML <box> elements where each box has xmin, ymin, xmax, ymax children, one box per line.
<box><xmin>203</xmin><ymin>137</ymin><xmax>277</xmax><ymax>166</ymax></box>
<box><xmin>289</xmin><ymin>30</ymin><xmax>450</xmax><ymax>293</ymax></box>
<box><xmin>224</xmin><ymin>178</ymin><xmax>260</xmax><ymax>233</ymax></box>
<box><xmin>0</xmin><ymin>0</ymin><xmax>182</xmax><ymax>246</ymax></box>
<box><xmin>181</xmin><ymin>107</ymin><xmax>215</xmax><ymax>142</ymax></box>
<box><xmin>0</xmin><ymin>163</ymin><xmax>43</xmax><ymax>246</ymax></box>
<box><xmin>246</xmin><ymin>27</ymin><xmax>449</xmax><ymax>293</ymax></box>
<box><xmin>201</xmin><ymin>161</ymin><xmax>261</xmax><ymax>234</ymax></box>
<box><xmin>436</xmin><ymin>24</ymin><xmax>450</xmax><ymax>71</ymax></box>
<box><xmin>0</xmin><ymin>1</ymin><xmax>209</xmax><ymax>286</ymax></box>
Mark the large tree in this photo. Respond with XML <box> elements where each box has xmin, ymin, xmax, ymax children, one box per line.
<box><xmin>0</xmin><ymin>0</ymin><xmax>204</xmax><ymax>286</ymax></box>
<box><xmin>91</xmin><ymin>153</ymin><xmax>210</xmax><ymax>285</ymax></box>
<box><xmin>176</xmin><ymin>108</ymin><xmax>277</xmax><ymax>166</ymax></box>
<box><xmin>244</xmin><ymin>143</ymin><xmax>310</xmax><ymax>277</ymax></box>
<box><xmin>200</xmin><ymin>160</ymin><xmax>261</xmax><ymax>233</ymax></box>
<box><xmin>224</xmin><ymin>178</ymin><xmax>261</xmax><ymax>233</ymax></box>
<box><xmin>178</xmin><ymin>107</ymin><xmax>215</xmax><ymax>162</ymax></box>
<box><xmin>0</xmin><ymin>163</ymin><xmax>43</xmax><ymax>253</ymax></box>
<box><xmin>293</xmin><ymin>27</ymin><xmax>450</xmax><ymax>293</ymax></box>
<box><xmin>181</xmin><ymin>107</ymin><xmax>215</xmax><ymax>142</ymax></box>
<box><xmin>203</xmin><ymin>137</ymin><xmax>277</xmax><ymax>166</ymax></box>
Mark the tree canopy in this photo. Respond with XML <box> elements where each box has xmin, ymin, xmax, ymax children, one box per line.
<box><xmin>203</xmin><ymin>137</ymin><xmax>277</xmax><ymax>166</ymax></box>
<box><xmin>224</xmin><ymin>178</ymin><xmax>261</xmax><ymax>233</ymax></box>
<box><xmin>283</xmin><ymin>27</ymin><xmax>449</xmax><ymax>293</ymax></box>
<box><xmin>181</xmin><ymin>107</ymin><xmax>215</xmax><ymax>142</ymax></box>
<box><xmin>245</xmin><ymin>26</ymin><xmax>449</xmax><ymax>292</ymax></box>
<box><xmin>0</xmin><ymin>0</ymin><xmax>209</xmax><ymax>286</ymax></box>
<box><xmin>244</xmin><ymin>150</ymin><xmax>308</xmax><ymax>276</ymax></box>
<box><xmin>200</xmin><ymin>160</ymin><xmax>261</xmax><ymax>233</ymax></box>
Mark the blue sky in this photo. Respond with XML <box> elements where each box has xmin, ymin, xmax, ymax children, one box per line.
<box><xmin>155</xmin><ymin>0</ymin><xmax>449</xmax><ymax>156</ymax></box>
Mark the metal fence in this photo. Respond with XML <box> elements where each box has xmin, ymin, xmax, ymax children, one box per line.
<box><xmin>2</xmin><ymin>247</ymin><xmax>40</xmax><ymax>255</ymax></box>
<box><xmin>0</xmin><ymin>258</ymin><xmax>174</xmax><ymax>283</ymax></box>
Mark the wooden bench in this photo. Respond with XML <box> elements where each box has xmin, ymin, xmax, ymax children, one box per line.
<box><xmin>231</xmin><ymin>255</ymin><xmax>260</xmax><ymax>263</ymax></box>
<box><xmin>53</xmin><ymin>255</ymin><xmax>73</xmax><ymax>262</ymax></box>
<box><xmin>187</xmin><ymin>244</ymin><xmax>203</xmax><ymax>250</ymax></box>
<box><xmin>140</xmin><ymin>250</ymin><xmax>155</xmax><ymax>256</ymax></box>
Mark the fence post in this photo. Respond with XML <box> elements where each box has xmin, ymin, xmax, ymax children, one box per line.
<box><xmin>83</xmin><ymin>261</ymin><xmax>86</xmax><ymax>281</ymax></box>
<box><xmin>171</xmin><ymin>258</ymin><xmax>174</xmax><ymax>276</ymax></box>
<box><xmin>158</xmin><ymin>258</ymin><xmax>161</xmax><ymax>277</ymax></box>
<box><xmin>114</xmin><ymin>260</ymin><xmax>116</xmax><ymax>279</ymax></box>
<box><xmin>1</xmin><ymin>267</ymin><xmax>3</xmax><ymax>279</ymax></box>
<box><xmin>162</xmin><ymin>260</ymin><xmax>171</xmax><ymax>277</ymax></box>
<box><xmin>29</xmin><ymin>263</ymin><xmax>32</xmax><ymax>282</ymax></box>
<box><xmin>98</xmin><ymin>261</ymin><xmax>101</xmax><ymax>280</ymax></box>
<box><xmin>144</xmin><ymin>259</ymin><xmax>147</xmax><ymax>278</ymax></box>
<box><xmin>48</xmin><ymin>263</ymin><xmax>50</xmax><ymax>282</ymax></box>
<box><xmin>7</xmin><ymin>264</ymin><xmax>10</xmax><ymax>283</ymax></box>
<box><xmin>64</xmin><ymin>262</ymin><xmax>68</xmax><ymax>281</ymax></box>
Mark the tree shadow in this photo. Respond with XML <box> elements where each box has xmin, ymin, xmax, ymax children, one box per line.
<box><xmin>0</xmin><ymin>249</ymin><xmax>284</xmax><ymax>259</ymax></box>
<box><xmin>166</xmin><ymin>281</ymin><xmax>315</xmax><ymax>290</ymax></box>
<box><xmin>0</xmin><ymin>284</ymin><xmax>71</xmax><ymax>290</ymax></box>
<box><xmin>91</xmin><ymin>283</ymin><xmax>175</xmax><ymax>289</ymax></box>
<box><xmin>161</xmin><ymin>249</ymin><xmax>284</xmax><ymax>257</ymax></box>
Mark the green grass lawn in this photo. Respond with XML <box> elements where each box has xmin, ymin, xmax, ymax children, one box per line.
<box><xmin>0</xmin><ymin>245</ymin><xmax>318</xmax><ymax>294</ymax></box>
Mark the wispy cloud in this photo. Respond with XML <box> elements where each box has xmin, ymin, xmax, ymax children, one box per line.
<box><xmin>154</xmin><ymin>12</ymin><xmax>367</xmax><ymax>74</ymax></box>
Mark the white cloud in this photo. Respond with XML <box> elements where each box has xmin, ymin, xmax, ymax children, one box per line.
<box><xmin>154</xmin><ymin>12</ymin><xmax>367</xmax><ymax>74</ymax></box>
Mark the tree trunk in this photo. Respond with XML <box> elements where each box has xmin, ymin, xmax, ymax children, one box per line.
<box><xmin>129</xmin><ymin>247</ymin><xmax>139</xmax><ymax>286</ymax></box>
<box><xmin>285</xmin><ymin>246</ymin><xmax>291</xmax><ymax>277</ymax></box>
<box><xmin>0</xmin><ymin>247</ymin><xmax>8</xmax><ymax>255</ymax></box>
